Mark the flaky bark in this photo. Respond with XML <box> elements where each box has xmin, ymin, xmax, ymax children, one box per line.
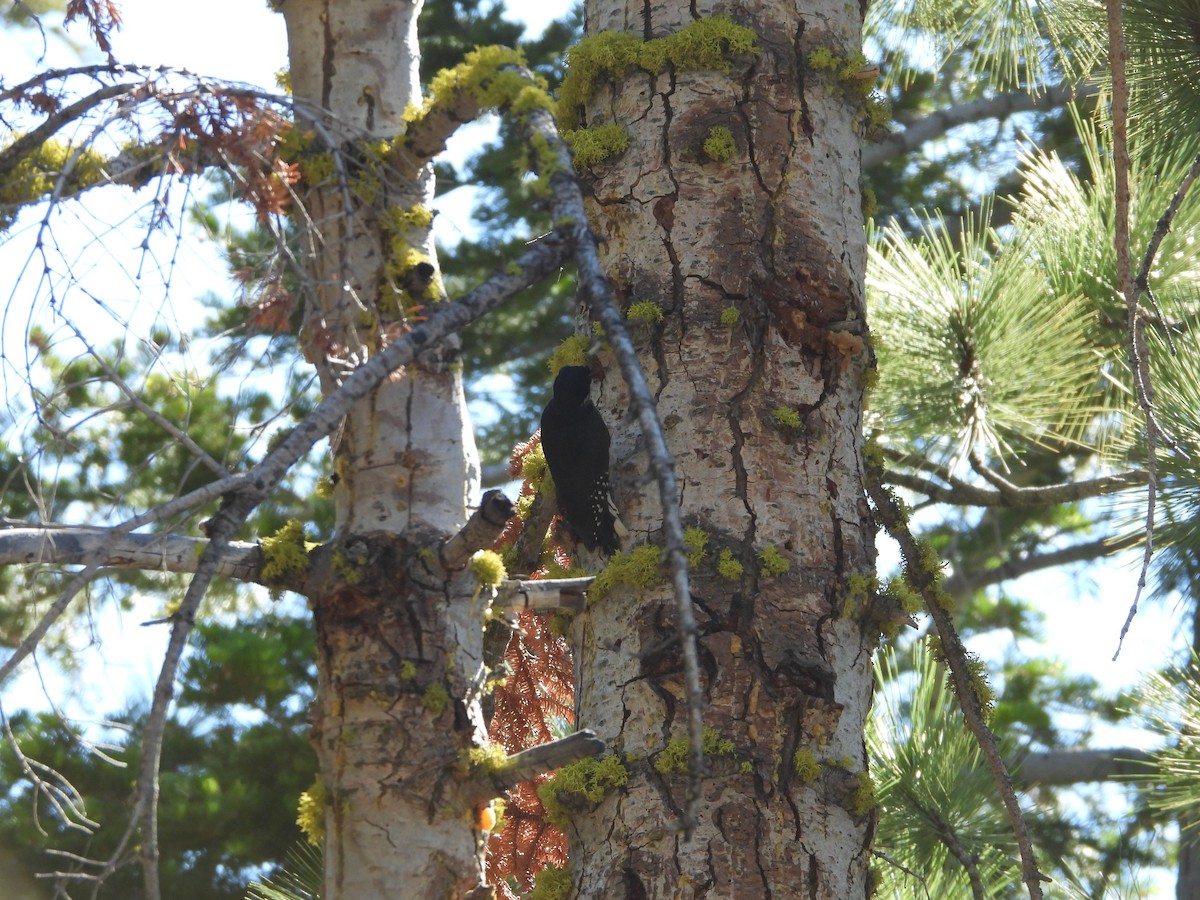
<box><xmin>567</xmin><ymin>0</ymin><xmax>875</xmax><ymax>896</ymax></box>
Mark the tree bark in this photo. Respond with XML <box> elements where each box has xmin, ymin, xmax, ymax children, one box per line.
<box><xmin>278</xmin><ymin>1</ymin><xmax>487</xmax><ymax>895</ymax></box>
<box><xmin>568</xmin><ymin>0</ymin><xmax>875</xmax><ymax>895</ymax></box>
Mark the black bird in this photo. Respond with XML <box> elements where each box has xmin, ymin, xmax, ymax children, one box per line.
<box><xmin>540</xmin><ymin>365</ymin><xmax>625</xmax><ymax>557</ymax></box>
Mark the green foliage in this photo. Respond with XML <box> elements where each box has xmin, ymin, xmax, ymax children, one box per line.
<box><xmin>868</xmin><ymin>201</ymin><xmax>1099</xmax><ymax>467</ymax></box>
<box><xmin>1132</xmin><ymin>654</ymin><xmax>1200</xmax><ymax>827</ymax></box>
<box><xmin>0</xmin><ymin>616</ymin><xmax>316</xmax><ymax>899</ymax></box>
<box><xmin>870</xmin><ymin>642</ymin><xmax>1018</xmax><ymax>896</ymax></box>
<box><xmin>246</xmin><ymin>841</ymin><xmax>323</xmax><ymax>900</ymax></box>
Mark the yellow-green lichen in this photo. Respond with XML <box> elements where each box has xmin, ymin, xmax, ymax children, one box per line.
<box><xmin>421</xmin><ymin>682</ymin><xmax>451</xmax><ymax>717</ymax></box>
<box><xmin>589</xmin><ymin>544</ymin><xmax>664</xmax><ymax>603</ymax></box>
<box><xmin>562</xmin><ymin>123</ymin><xmax>629</xmax><ymax>169</ymax></box>
<box><xmin>548</xmin><ymin>334</ymin><xmax>590</xmax><ymax>373</ymax></box>
<box><xmin>771</xmin><ymin>406</ymin><xmax>801</xmax><ymax>429</ymax></box>
<box><xmin>793</xmin><ymin>748</ymin><xmax>822</xmax><ymax>784</ymax></box>
<box><xmin>842</xmin><ymin>573</ymin><xmax>878</xmax><ymax>616</ymax></box>
<box><xmin>382</xmin><ymin>203</ymin><xmax>435</xmax><ymax>233</ymax></box>
<box><xmin>807</xmin><ymin>48</ymin><xmax>874</xmax><ymax>99</ymax></box>
<box><xmin>521</xmin><ymin>443</ymin><xmax>550</xmax><ymax>490</ymax></box>
<box><xmin>296</xmin><ymin>779</ymin><xmax>324</xmax><ymax>846</ymax></box>
<box><xmin>654</xmin><ymin>727</ymin><xmax>736</xmax><ymax>775</ymax></box>
<box><xmin>332</xmin><ymin>548</ymin><xmax>366</xmax><ymax>586</ymax></box>
<box><xmin>471</xmin><ymin>549</ymin><xmax>507</xmax><ymax>587</ymax></box>
<box><xmin>425</xmin><ymin>46</ymin><xmax>537</xmax><ymax>116</ymax></box>
<box><xmin>315</xmin><ymin>476</ymin><xmax>334</xmax><ymax>499</ymax></box>
<box><xmin>757</xmin><ymin>544</ymin><xmax>790</xmax><ymax>577</ymax></box>
<box><xmin>683</xmin><ymin>527</ymin><xmax>709</xmax><ymax>566</ymax></box>
<box><xmin>515</xmin><ymin>492</ymin><xmax>537</xmax><ymax>521</ymax></box>
<box><xmin>626</xmin><ymin>300</ymin><xmax>664</xmax><ymax>325</ymax></box>
<box><xmin>399</xmin><ymin>660</ymin><xmax>417</xmax><ymax>681</ymax></box>
<box><xmin>260</xmin><ymin>519</ymin><xmax>315</xmax><ymax>586</ymax></box>
<box><xmin>850</xmin><ymin>770</ymin><xmax>878</xmax><ymax>817</ymax></box>
<box><xmin>529</xmin><ymin>864</ymin><xmax>573</xmax><ymax>900</ymax></box>
<box><xmin>537</xmin><ymin>756</ymin><xmax>629</xmax><ymax>826</ymax></box>
<box><xmin>720</xmin><ymin>305</ymin><xmax>740</xmax><ymax>327</ymax></box>
<box><xmin>557</xmin><ymin>17</ymin><xmax>759</xmax><ymax>130</ymax></box>
<box><xmin>467</xmin><ymin>741</ymin><xmax>510</xmax><ymax>775</ymax></box>
<box><xmin>0</xmin><ymin>139</ymin><xmax>111</xmax><ymax>229</ymax></box>
<box><xmin>702</xmin><ymin>125</ymin><xmax>737</xmax><ymax>162</ymax></box>
<box><xmin>883</xmin><ymin>576</ymin><xmax>922</xmax><ymax>616</ymax></box>
<box><xmin>717</xmin><ymin>548</ymin><xmax>744</xmax><ymax>581</ymax></box>
<box><xmin>929</xmin><ymin>637</ymin><xmax>996</xmax><ymax>723</ymax></box>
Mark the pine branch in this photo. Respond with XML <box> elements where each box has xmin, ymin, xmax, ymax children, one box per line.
<box><xmin>942</xmin><ymin>531</ymin><xmax>1142</xmax><ymax>597</ymax></box>
<box><xmin>866</xmin><ymin>462</ymin><xmax>1046</xmax><ymax>900</ymax></box>
<box><xmin>881</xmin><ymin>450</ymin><xmax>1146</xmax><ymax>507</ymax></box>
<box><xmin>863</xmin><ymin>82</ymin><xmax>1098</xmax><ymax>168</ymax></box>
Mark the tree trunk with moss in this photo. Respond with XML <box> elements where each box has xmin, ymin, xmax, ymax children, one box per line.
<box><xmin>279</xmin><ymin>0</ymin><xmax>488</xmax><ymax>895</ymax></box>
<box><xmin>559</xmin><ymin>0</ymin><xmax>877</xmax><ymax>895</ymax></box>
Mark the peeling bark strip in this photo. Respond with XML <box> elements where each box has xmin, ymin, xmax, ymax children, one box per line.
<box><xmin>567</xmin><ymin>0</ymin><xmax>875</xmax><ymax>896</ymax></box>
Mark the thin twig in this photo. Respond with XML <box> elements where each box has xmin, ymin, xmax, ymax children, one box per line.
<box><xmin>866</xmin><ymin>464</ymin><xmax>1045</xmax><ymax>900</ymax></box>
<box><xmin>1106</xmin><ymin>0</ymin><xmax>1159</xmax><ymax>660</ymax></box>
<box><xmin>1134</xmin><ymin>149</ymin><xmax>1200</xmax><ymax>357</ymax></box>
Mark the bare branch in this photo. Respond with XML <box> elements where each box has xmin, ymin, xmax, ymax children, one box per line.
<box><xmin>863</xmin><ymin>82</ymin><xmax>1099</xmax><ymax>168</ymax></box>
<box><xmin>495</xmin><ymin>576</ymin><xmax>591</xmax><ymax>614</ymax></box>
<box><xmin>0</xmin><ymin>525</ymin><xmax>262</xmax><ymax>581</ymax></box>
<box><xmin>489</xmin><ymin>730</ymin><xmax>606</xmax><ymax>790</ymax></box>
<box><xmin>942</xmin><ymin>531</ymin><xmax>1142</xmax><ymax>597</ymax></box>
<box><xmin>1106</xmin><ymin>0</ymin><xmax>1159</xmax><ymax>661</ymax></box>
<box><xmin>441</xmin><ymin>489</ymin><xmax>517</xmax><ymax>571</ymax></box>
<box><xmin>1015</xmin><ymin>748</ymin><xmax>1154</xmax><ymax>787</ymax></box>
<box><xmin>881</xmin><ymin>450</ymin><xmax>1146</xmax><ymax>507</ymax></box>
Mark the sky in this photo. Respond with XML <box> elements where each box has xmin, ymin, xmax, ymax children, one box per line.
<box><xmin>0</xmin><ymin>3</ymin><xmax>1189</xmax><ymax>891</ymax></box>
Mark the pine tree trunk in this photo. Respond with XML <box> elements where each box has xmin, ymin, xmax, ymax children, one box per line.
<box><xmin>569</xmin><ymin>0</ymin><xmax>876</xmax><ymax>895</ymax></box>
<box><xmin>279</xmin><ymin>1</ymin><xmax>486</xmax><ymax>895</ymax></box>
